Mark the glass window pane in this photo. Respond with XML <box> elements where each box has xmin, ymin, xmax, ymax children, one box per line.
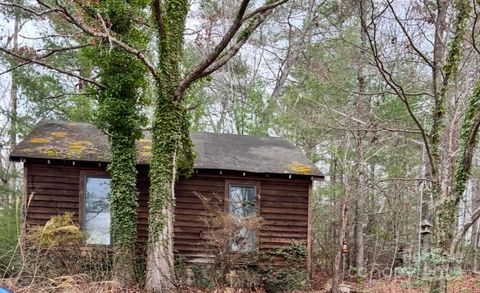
<box><xmin>84</xmin><ymin>177</ymin><xmax>111</xmax><ymax>245</ymax></box>
<box><xmin>228</xmin><ymin>185</ymin><xmax>256</xmax><ymax>252</ymax></box>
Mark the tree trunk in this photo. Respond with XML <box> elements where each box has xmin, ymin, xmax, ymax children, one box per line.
<box><xmin>109</xmin><ymin>136</ymin><xmax>140</xmax><ymax>286</ymax></box>
<box><xmin>8</xmin><ymin>10</ymin><xmax>20</xmax><ymax>205</ymax></box>
<box><xmin>352</xmin><ymin>0</ymin><xmax>368</xmax><ymax>276</ymax></box>
<box><xmin>354</xmin><ymin>200</ymin><xmax>364</xmax><ymax>276</ymax></box>
<box><xmin>146</xmin><ymin>1</ymin><xmax>190</xmax><ymax>289</ymax></box>
<box><xmin>473</xmin><ymin>220</ymin><xmax>479</xmax><ymax>272</ymax></box>
<box><xmin>472</xmin><ymin>172</ymin><xmax>480</xmax><ymax>272</ymax></box>
<box><xmin>146</xmin><ymin>139</ymin><xmax>177</xmax><ymax>291</ymax></box>
<box><xmin>331</xmin><ymin>195</ymin><xmax>348</xmax><ymax>293</ymax></box>
<box><xmin>146</xmin><ymin>90</ymin><xmax>191</xmax><ymax>291</ymax></box>
<box><xmin>146</xmin><ymin>189</ymin><xmax>176</xmax><ymax>292</ymax></box>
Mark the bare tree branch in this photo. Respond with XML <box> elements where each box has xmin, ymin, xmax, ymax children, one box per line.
<box><xmin>0</xmin><ymin>2</ymin><xmax>60</xmax><ymax>17</ymax></box>
<box><xmin>44</xmin><ymin>92</ymin><xmax>94</xmax><ymax>100</ymax></box>
<box><xmin>360</xmin><ymin>1</ymin><xmax>437</xmax><ymax>175</ymax></box>
<box><xmin>450</xmin><ymin>205</ymin><xmax>480</xmax><ymax>255</ymax></box>
<box><xmin>0</xmin><ymin>46</ymin><xmax>104</xmax><ymax>88</ymax></box>
<box><xmin>175</xmin><ymin>1</ymin><xmax>288</xmax><ymax>100</ymax></box>
<box><xmin>242</xmin><ymin>0</ymin><xmax>288</xmax><ymax>22</ymax></box>
<box><xmin>0</xmin><ymin>61</ymin><xmax>30</xmax><ymax>76</ymax></box>
<box><xmin>33</xmin><ymin>0</ymin><xmax>160</xmax><ymax>81</ymax></box>
<box><xmin>174</xmin><ymin>0</ymin><xmax>251</xmax><ymax>99</ymax></box>
<box><xmin>386</xmin><ymin>0</ymin><xmax>434</xmax><ymax>68</ymax></box>
<box><xmin>471</xmin><ymin>1</ymin><xmax>480</xmax><ymax>55</ymax></box>
<box><xmin>0</xmin><ymin>44</ymin><xmax>91</xmax><ymax>76</ymax></box>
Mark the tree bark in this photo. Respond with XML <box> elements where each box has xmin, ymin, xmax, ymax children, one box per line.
<box><xmin>354</xmin><ymin>199</ymin><xmax>364</xmax><ymax>276</ymax></box>
<box><xmin>146</xmin><ymin>93</ymin><xmax>191</xmax><ymax>291</ymax></box>
<box><xmin>146</xmin><ymin>137</ymin><xmax>177</xmax><ymax>291</ymax></box>
<box><xmin>472</xmin><ymin>169</ymin><xmax>480</xmax><ymax>271</ymax></box>
<box><xmin>331</xmin><ymin>193</ymin><xmax>348</xmax><ymax>293</ymax></box>
<box><xmin>8</xmin><ymin>9</ymin><xmax>20</xmax><ymax>205</ymax></box>
<box><xmin>352</xmin><ymin>0</ymin><xmax>368</xmax><ymax>276</ymax></box>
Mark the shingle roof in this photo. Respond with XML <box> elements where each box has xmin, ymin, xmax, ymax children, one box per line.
<box><xmin>10</xmin><ymin>120</ymin><xmax>323</xmax><ymax>177</ymax></box>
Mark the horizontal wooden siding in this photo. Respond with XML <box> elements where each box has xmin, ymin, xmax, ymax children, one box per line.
<box><xmin>24</xmin><ymin>163</ymin><xmax>311</xmax><ymax>264</ymax></box>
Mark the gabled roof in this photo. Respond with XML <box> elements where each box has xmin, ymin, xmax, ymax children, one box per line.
<box><xmin>10</xmin><ymin>120</ymin><xmax>323</xmax><ymax>177</ymax></box>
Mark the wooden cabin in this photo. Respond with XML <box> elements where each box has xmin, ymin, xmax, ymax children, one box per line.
<box><xmin>10</xmin><ymin>120</ymin><xmax>323</xmax><ymax>271</ymax></box>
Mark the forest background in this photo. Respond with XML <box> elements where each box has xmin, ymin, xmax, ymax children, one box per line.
<box><xmin>1</xmin><ymin>0</ymin><xmax>480</xmax><ymax>292</ymax></box>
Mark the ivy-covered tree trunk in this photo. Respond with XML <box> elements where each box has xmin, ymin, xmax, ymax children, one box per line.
<box><xmin>108</xmin><ymin>135</ymin><xmax>140</xmax><ymax>285</ymax></box>
<box><xmin>146</xmin><ymin>96</ymin><xmax>184</xmax><ymax>290</ymax></box>
<box><xmin>89</xmin><ymin>0</ymin><xmax>150</xmax><ymax>286</ymax></box>
<box><xmin>146</xmin><ymin>1</ymin><xmax>191</xmax><ymax>290</ymax></box>
<box><xmin>428</xmin><ymin>1</ymin><xmax>472</xmax><ymax>292</ymax></box>
<box><xmin>146</xmin><ymin>87</ymin><xmax>193</xmax><ymax>291</ymax></box>
<box><xmin>96</xmin><ymin>45</ymin><xmax>148</xmax><ymax>285</ymax></box>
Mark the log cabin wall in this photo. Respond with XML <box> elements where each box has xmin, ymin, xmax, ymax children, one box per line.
<box><xmin>24</xmin><ymin>161</ymin><xmax>312</xmax><ymax>265</ymax></box>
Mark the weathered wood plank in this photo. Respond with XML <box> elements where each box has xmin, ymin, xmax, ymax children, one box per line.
<box><xmin>261</xmin><ymin>189</ymin><xmax>308</xmax><ymax>197</ymax></box>
<box><xmin>261</xmin><ymin>195</ymin><xmax>308</xmax><ymax>203</ymax></box>
<box><xmin>260</xmin><ymin>207</ymin><xmax>308</xmax><ymax>215</ymax></box>
<box><xmin>261</xmin><ymin>201</ymin><xmax>307</xmax><ymax>209</ymax></box>
<box><xmin>261</xmin><ymin>213</ymin><xmax>308</xmax><ymax>221</ymax></box>
<box><xmin>29</xmin><ymin>201</ymin><xmax>79</xmax><ymax>209</ymax></box>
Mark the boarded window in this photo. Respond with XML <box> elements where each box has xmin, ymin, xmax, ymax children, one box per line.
<box><xmin>228</xmin><ymin>184</ymin><xmax>257</xmax><ymax>252</ymax></box>
<box><xmin>84</xmin><ymin>177</ymin><xmax>111</xmax><ymax>245</ymax></box>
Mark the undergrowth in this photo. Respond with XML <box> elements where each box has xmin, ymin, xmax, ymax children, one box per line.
<box><xmin>0</xmin><ymin>199</ymin><xmax>21</xmax><ymax>278</ymax></box>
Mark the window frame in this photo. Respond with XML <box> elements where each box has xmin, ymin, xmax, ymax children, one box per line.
<box><xmin>79</xmin><ymin>170</ymin><xmax>111</xmax><ymax>246</ymax></box>
<box><xmin>224</xmin><ymin>180</ymin><xmax>261</xmax><ymax>253</ymax></box>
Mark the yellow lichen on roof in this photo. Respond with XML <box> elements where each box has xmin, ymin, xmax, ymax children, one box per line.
<box><xmin>286</xmin><ymin>161</ymin><xmax>312</xmax><ymax>174</ymax></box>
<box><xmin>42</xmin><ymin>148</ymin><xmax>57</xmax><ymax>156</ymax></box>
<box><xmin>67</xmin><ymin>141</ymin><xmax>94</xmax><ymax>157</ymax></box>
<box><xmin>50</xmin><ymin>131</ymin><xmax>68</xmax><ymax>139</ymax></box>
<box><xmin>143</xmin><ymin>145</ymin><xmax>152</xmax><ymax>151</ymax></box>
<box><xmin>30</xmin><ymin>137</ymin><xmax>50</xmax><ymax>144</ymax></box>
<box><xmin>139</xmin><ymin>138</ymin><xmax>152</xmax><ymax>143</ymax></box>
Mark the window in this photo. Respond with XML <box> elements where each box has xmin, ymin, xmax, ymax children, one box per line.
<box><xmin>228</xmin><ymin>184</ymin><xmax>257</xmax><ymax>252</ymax></box>
<box><xmin>83</xmin><ymin>177</ymin><xmax>111</xmax><ymax>245</ymax></box>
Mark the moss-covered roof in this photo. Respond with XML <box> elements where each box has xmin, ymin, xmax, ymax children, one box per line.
<box><xmin>10</xmin><ymin>120</ymin><xmax>323</xmax><ymax>177</ymax></box>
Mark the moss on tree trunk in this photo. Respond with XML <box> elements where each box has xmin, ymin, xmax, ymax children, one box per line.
<box><xmin>428</xmin><ymin>1</ymin><xmax>473</xmax><ymax>292</ymax></box>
